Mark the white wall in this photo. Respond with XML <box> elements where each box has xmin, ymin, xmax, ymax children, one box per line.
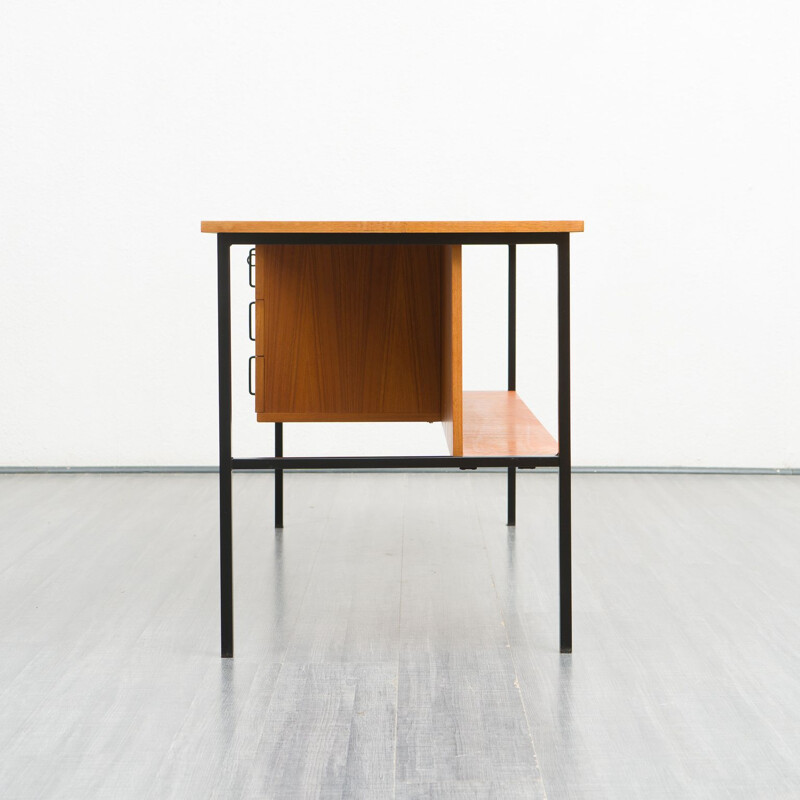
<box><xmin>1</xmin><ymin>0</ymin><xmax>798</xmax><ymax>468</ymax></box>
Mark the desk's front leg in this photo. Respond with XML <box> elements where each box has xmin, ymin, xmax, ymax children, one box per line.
<box><xmin>275</xmin><ymin>422</ymin><xmax>283</xmax><ymax>529</ymax></box>
<box><xmin>217</xmin><ymin>235</ymin><xmax>234</xmax><ymax>657</ymax></box>
<box><xmin>508</xmin><ymin>244</ymin><xmax>517</xmax><ymax>526</ymax></box>
<box><xmin>557</xmin><ymin>234</ymin><xmax>572</xmax><ymax>654</ymax></box>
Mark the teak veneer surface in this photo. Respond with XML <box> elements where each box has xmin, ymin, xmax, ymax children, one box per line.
<box><xmin>462</xmin><ymin>391</ymin><xmax>558</xmax><ymax>456</ymax></box>
<box><xmin>202</xmin><ymin>220</ymin><xmax>584</xmax><ymax>233</ymax></box>
<box><xmin>441</xmin><ymin>246</ymin><xmax>462</xmax><ymax>456</ymax></box>
<box><xmin>254</xmin><ymin>244</ymin><xmax>443</xmax><ymax>422</ymax></box>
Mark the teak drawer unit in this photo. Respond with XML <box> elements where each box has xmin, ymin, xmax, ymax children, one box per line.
<box><xmin>253</xmin><ymin>243</ymin><xmax>464</xmax><ymax>455</ymax></box>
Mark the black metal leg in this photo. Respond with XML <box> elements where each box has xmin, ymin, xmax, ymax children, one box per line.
<box><xmin>557</xmin><ymin>234</ymin><xmax>572</xmax><ymax>654</ymax></box>
<box><xmin>508</xmin><ymin>244</ymin><xmax>517</xmax><ymax>525</ymax></box>
<box><xmin>217</xmin><ymin>235</ymin><xmax>234</xmax><ymax>658</ymax></box>
<box><xmin>507</xmin><ymin>466</ymin><xmax>516</xmax><ymax>526</ymax></box>
<box><xmin>508</xmin><ymin>244</ymin><xmax>516</xmax><ymax>390</ymax></box>
<box><xmin>275</xmin><ymin>422</ymin><xmax>283</xmax><ymax>529</ymax></box>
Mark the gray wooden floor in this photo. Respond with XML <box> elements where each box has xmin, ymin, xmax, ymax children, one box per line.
<box><xmin>0</xmin><ymin>472</ymin><xmax>798</xmax><ymax>799</ymax></box>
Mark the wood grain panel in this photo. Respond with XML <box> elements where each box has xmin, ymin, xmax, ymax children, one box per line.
<box><xmin>254</xmin><ymin>300</ymin><xmax>264</xmax><ymax>355</ymax></box>
<box><xmin>441</xmin><ymin>246</ymin><xmax>463</xmax><ymax>456</ymax></box>
<box><xmin>254</xmin><ymin>356</ymin><xmax>265</xmax><ymax>413</ymax></box>
<box><xmin>462</xmin><ymin>391</ymin><xmax>557</xmax><ymax>456</ymax></box>
<box><xmin>202</xmin><ymin>220</ymin><xmax>584</xmax><ymax>233</ymax></box>
<box><xmin>254</xmin><ymin>244</ymin><xmax>443</xmax><ymax>422</ymax></box>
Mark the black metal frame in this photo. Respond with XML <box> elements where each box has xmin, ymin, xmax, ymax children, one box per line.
<box><xmin>508</xmin><ymin>244</ymin><xmax>517</xmax><ymax>527</ymax></box>
<box><xmin>216</xmin><ymin>231</ymin><xmax>572</xmax><ymax>657</ymax></box>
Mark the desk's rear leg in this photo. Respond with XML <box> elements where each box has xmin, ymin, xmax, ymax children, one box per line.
<box><xmin>507</xmin><ymin>467</ymin><xmax>516</xmax><ymax>526</ymax></box>
<box><xmin>275</xmin><ymin>422</ymin><xmax>283</xmax><ymax>528</ymax></box>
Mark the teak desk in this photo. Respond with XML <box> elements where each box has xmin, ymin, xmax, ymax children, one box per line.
<box><xmin>201</xmin><ymin>220</ymin><xmax>584</xmax><ymax>657</ymax></box>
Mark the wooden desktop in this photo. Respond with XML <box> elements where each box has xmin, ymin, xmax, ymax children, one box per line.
<box><xmin>202</xmin><ymin>220</ymin><xmax>583</xmax><ymax>657</ymax></box>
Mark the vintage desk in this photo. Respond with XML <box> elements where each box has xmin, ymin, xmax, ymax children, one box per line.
<box><xmin>201</xmin><ymin>220</ymin><xmax>584</xmax><ymax>657</ymax></box>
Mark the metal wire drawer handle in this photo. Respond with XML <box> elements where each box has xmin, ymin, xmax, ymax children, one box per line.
<box><xmin>247</xmin><ymin>248</ymin><xmax>256</xmax><ymax>288</ymax></box>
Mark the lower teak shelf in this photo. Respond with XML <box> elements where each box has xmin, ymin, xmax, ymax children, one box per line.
<box><xmin>463</xmin><ymin>391</ymin><xmax>558</xmax><ymax>456</ymax></box>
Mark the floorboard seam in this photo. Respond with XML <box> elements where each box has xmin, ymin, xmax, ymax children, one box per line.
<box><xmin>277</xmin><ymin>478</ymin><xmax>333</xmax><ymax>665</ymax></box>
<box><xmin>229</xmin><ymin>477</ymin><xmax>335</xmax><ymax>793</ymax></box>
<box><xmin>391</xmin><ymin>475</ymin><xmax>407</xmax><ymax>800</ymax></box>
<box><xmin>472</xmin><ymin>479</ymin><xmax>549</xmax><ymax>800</ymax></box>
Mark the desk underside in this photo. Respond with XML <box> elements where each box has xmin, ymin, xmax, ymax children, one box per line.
<box><xmin>252</xmin><ymin>243</ymin><xmax>557</xmax><ymax>458</ymax></box>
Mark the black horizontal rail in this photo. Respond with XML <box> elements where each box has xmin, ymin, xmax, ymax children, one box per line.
<box><xmin>231</xmin><ymin>455</ymin><xmax>560</xmax><ymax>470</ymax></box>
<box><xmin>218</xmin><ymin>232</ymin><xmax>566</xmax><ymax>247</ymax></box>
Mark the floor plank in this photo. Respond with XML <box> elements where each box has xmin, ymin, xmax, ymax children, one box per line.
<box><xmin>394</xmin><ymin>475</ymin><xmax>545</xmax><ymax>796</ymax></box>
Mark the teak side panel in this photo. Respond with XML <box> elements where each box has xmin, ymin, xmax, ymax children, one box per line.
<box><xmin>202</xmin><ymin>220</ymin><xmax>584</xmax><ymax>233</ymax></box>
<box><xmin>254</xmin><ymin>356</ymin><xmax>265</xmax><ymax>413</ymax></box>
<box><xmin>254</xmin><ymin>244</ymin><xmax>443</xmax><ymax>422</ymax></box>
<box><xmin>441</xmin><ymin>245</ymin><xmax>463</xmax><ymax>456</ymax></box>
